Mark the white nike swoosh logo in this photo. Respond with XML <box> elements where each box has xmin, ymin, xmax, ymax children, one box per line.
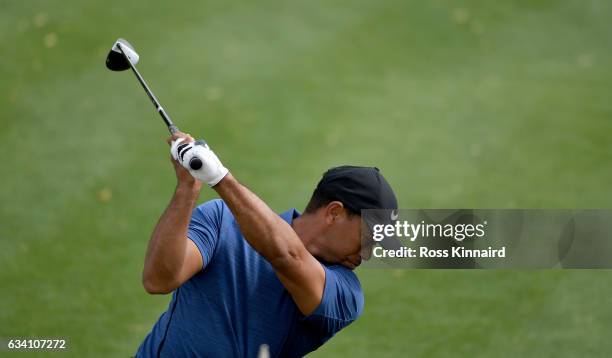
<box><xmin>390</xmin><ymin>209</ymin><xmax>399</xmax><ymax>220</ymax></box>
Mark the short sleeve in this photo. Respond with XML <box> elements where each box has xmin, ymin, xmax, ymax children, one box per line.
<box><xmin>302</xmin><ymin>265</ymin><xmax>365</xmax><ymax>340</ymax></box>
<box><xmin>187</xmin><ymin>199</ymin><xmax>224</xmax><ymax>269</ymax></box>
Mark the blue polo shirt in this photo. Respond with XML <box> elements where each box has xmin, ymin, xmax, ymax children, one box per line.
<box><xmin>136</xmin><ymin>199</ymin><xmax>364</xmax><ymax>357</ymax></box>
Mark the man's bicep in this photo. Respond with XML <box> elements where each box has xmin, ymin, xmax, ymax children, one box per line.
<box><xmin>175</xmin><ymin>239</ymin><xmax>204</xmax><ymax>284</ymax></box>
<box><xmin>274</xmin><ymin>251</ymin><xmax>326</xmax><ymax>316</ymax></box>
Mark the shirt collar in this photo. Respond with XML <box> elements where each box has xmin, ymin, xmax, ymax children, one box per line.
<box><xmin>280</xmin><ymin>208</ymin><xmax>300</xmax><ymax>224</ymax></box>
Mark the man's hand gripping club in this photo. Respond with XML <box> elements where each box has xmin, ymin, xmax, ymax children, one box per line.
<box><xmin>169</xmin><ymin>133</ymin><xmax>229</xmax><ymax>186</ymax></box>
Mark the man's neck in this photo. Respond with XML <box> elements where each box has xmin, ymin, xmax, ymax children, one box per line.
<box><xmin>292</xmin><ymin>214</ymin><xmax>323</xmax><ymax>258</ymax></box>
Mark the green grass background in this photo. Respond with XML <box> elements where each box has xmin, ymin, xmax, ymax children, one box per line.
<box><xmin>1</xmin><ymin>0</ymin><xmax>612</xmax><ymax>356</ymax></box>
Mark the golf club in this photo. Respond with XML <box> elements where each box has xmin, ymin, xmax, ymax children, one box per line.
<box><xmin>106</xmin><ymin>38</ymin><xmax>203</xmax><ymax>170</ymax></box>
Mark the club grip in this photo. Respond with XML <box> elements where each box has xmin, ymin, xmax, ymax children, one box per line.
<box><xmin>189</xmin><ymin>157</ymin><xmax>203</xmax><ymax>170</ymax></box>
<box><xmin>188</xmin><ymin>140</ymin><xmax>207</xmax><ymax>170</ymax></box>
<box><xmin>169</xmin><ymin>125</ymin><xmax>179</xmax><ymax>134</ymax></box>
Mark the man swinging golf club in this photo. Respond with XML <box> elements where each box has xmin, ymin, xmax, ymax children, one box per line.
<box><xmin>135</xmin><ymin>132</ymin><xmax>397</xmax><ymax>357</ymax></box>
<box><xmin>104</xmin><ymin>38</ymin><xmax>397</xmax><ymax>357</ymax></box>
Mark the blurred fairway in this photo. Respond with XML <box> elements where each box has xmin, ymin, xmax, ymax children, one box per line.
<box><xmin>2</xmin><ymin>0</ymin><xmax>612</xmax><ymax>356</ymax></box>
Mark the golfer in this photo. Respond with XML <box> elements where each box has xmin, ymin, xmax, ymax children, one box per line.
<box><xmin>136</xmin><ymin>132</ymin><xmax>397</xmax><ymax>357</ymax></box>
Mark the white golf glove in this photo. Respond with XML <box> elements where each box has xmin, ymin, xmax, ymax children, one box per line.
<box><xmin>170</xmin><ymin>138</ymin><xmax>229</xmax><ymax>186</ymax></box>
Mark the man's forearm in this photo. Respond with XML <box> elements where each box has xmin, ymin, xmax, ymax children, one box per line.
<box><xmin>214</xmin><ymin>173</ymin><xmax>325</xmax><ymax>315</ymax></box>
<box><xmin>143</xmin><ymin>183</ymin><xmax>200</xmax><ymax>293</ymax></box>
<box><xmin>213</xmin><ymin>174</ymin><xmax>304</xmax><ymax>264</ymax></box>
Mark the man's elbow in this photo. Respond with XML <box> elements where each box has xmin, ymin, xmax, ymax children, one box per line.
<box><xmin>142</xmin><ymin>273</ymin><xmax>177</xmax><ymax>295</ymax></box>
<box><xmin>269</xmin><ymin>248</ymin><xmax>302</xmax><ymax>270</ymax></box>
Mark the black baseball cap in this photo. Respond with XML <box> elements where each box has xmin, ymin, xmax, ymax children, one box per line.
<box><xmin>315</xmin><ymin>165</ymin><xmax>398</xmax><ymax>214</ymax></box>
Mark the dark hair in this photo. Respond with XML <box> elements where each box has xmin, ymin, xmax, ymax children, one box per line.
<box><xmin>304</xmin><ymin>188</ymin><xmax>360</xmax><ymax>217</ymax></box>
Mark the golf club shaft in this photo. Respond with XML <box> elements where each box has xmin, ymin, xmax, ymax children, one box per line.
<box><xmin>117</xmin><ymin>43</ymin><xmax>178</xmax><ymax>135</ymax></box>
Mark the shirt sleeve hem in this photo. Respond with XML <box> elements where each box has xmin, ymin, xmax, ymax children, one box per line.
<box><xmin>187</xmin><ymin>234</ymin><xmax>207</xmax><ymax>270</ymax></box>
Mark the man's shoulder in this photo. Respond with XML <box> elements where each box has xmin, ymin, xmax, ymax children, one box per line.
<box><xmin>323</xmin><ymin>264</ymin><xmax>362</xmax><ymax>289</ymax></box>
<box><xmin>192</xmin><ymin>199</ymin><xmax>232</xmax><ymax>223</ymax></box>
<box><xmin>319</xmin><ymin>264</ymin><xmax>364</xmax><ymax>318</ymax></box>
<box><xmin>297</xmin><ymin>264</ymin><xmax>364</xmax><ymax>350</ymax></box>
<box><xmin>195</xmin><ymin>198</ymin><xmax>227</xmax><ymax>213</ymax></box>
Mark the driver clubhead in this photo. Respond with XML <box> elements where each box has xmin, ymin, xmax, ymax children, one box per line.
<box><xmin>106</xmin><ymin>38</ymin><xmax>140</xmax><ymax>71</ymax></box>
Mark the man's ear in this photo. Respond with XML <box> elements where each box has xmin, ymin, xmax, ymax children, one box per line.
<box><xmin>324</xmin><ymin>201</ymin><xmax>345</xmax><ymax>224</ymax></box>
